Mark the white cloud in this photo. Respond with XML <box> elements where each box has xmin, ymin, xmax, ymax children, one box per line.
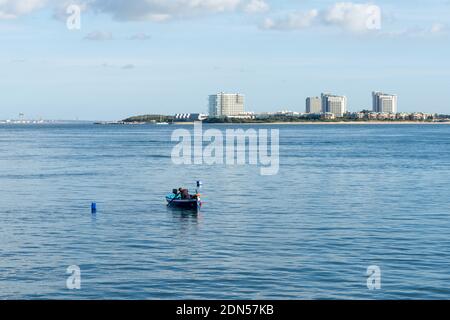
<box><xmin>322</xmin><ymin>2</ymin><xmax>381</xmax><ymax>33</ymax></box>
<box><xmin>1</xmin><ymin>0</ymin><xmax>266</xmax><ymax>21</ymax></box>
<box><xmin>380</xmin><ymin>23</ymin><xmax>449</xmax><ymax>38</ymax></box>
<box><xmin>88</xmin><ymin>0</ymin><xmax>247</xmax><ymax>21</ymax></box>
<box><xmin>244</xmin><ymin>0</ymin><xmax>269</xmax><ymax>14</ymax></box>
<box><xmin>128</xmin><ymin>32</ymin><xmax>151</xmax><ymax>40</ymax></box>
<box><xmin>263</xmin><ymin>10</ymin><xmax>318</xmax><ymax>30</ymax></box>
<box><xmin>263</xmin><ymin>2</ymin><xmax>382</xmax><ymax>33</ymax></box>
<box><xmin>430</xmin><ymin>23</ymin><xmax>447</xmax><ymax>34</ymax></box>
<box><xmin>0</xmin><ymin>0</ymin><xmax>47</xmax><ymax>19</ymax></box>
<box><xmin>52</xmin><ymin>1</ymin><xmax>89</xmax><ymax>21</ymax></box>
<box><xmin>84</xmin><ymin>31</ymin><xmax>113</xmax><ymax>41</ymax></box>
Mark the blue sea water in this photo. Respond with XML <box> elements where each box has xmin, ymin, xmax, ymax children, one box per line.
<box><xmin>1</xmin><ymin>123</ymin><xmax>450</xmax><ymax>300</ymax></box>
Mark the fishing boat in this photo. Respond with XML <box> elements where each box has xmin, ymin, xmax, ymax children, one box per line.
<box><xmin>166</xmin><ymin>194</ymin><xmax>202</xmax><ymax>210</ymax></box>
<box><xmin>166</xmin><ymin>181</ymin><xmax>203</xmax><ymax>211</ymax></box>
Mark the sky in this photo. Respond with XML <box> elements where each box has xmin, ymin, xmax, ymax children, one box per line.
<box><xmin>0</xmin><ymin>0</ymin><xmax>450</xmax><ymax>120</ymax></box>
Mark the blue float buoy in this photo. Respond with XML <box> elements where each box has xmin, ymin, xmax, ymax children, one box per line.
<box><xmin>91</xmin><ymin>202</ymin><xmax>97</xmax><ymax>214</ymax></box>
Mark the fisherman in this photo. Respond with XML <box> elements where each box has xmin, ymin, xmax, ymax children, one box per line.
<box><xmin>178</xmin><ymin>187</ymin><xmax>191</xmax><ymax>199</ymax></box>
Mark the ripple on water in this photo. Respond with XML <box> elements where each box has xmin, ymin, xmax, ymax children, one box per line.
<box><xmin>1</xmin><ymin>124</ymin><xmax>450</xmax><ymax>299</ymax></box>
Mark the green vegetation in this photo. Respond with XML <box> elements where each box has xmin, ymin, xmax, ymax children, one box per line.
<box><xmin>122</xmin><ymin>113</ymin><xmax>449</xmax><ymax>124</ymax></box>
<box><xmin>205</xmin><ymin>116</ymin><xmax>321</xmax><ymax>123</ymax></box>
<box><xmin>204</xmin><ymin>117</ymin><xmax>437</xmax><ymax>124</ymax></box>
<box><xmin>123</xmin><ymin>115</ymin><xmax>174</xmax><ymax>123</ymax></box>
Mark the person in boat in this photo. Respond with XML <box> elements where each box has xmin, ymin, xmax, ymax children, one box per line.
<box><xmin>177</xmin><ymin>188</ymin><xmax>200</xmax><ymax>200</ymax></box>
<box><xmin>178</xmin><ymin>187</ymin><xmax>191</xmax><ymax>199</ymax></box>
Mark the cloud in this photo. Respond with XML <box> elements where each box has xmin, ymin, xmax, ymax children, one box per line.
<box><xmin>52</xmin><ymin>1</ymin><xmax>89</xmax><ymax>21</ymax></box>
<box><xmin>84</xmin><ymin>31</ymin><xmax>113</xmax><ymax>41</ymax></box>
<box><xmin>1</xmin><ymin>0</ymin><xmax>267</xmax><ymax>21</ymax></box>
<box><xmin>99</xmin><ymin>62</ymin><xmax>136</xmax><ymax>69</ymax></box>
<box><xmin>380</xmin><ymin>23</ymin><xmax>449</xmax><ymax>38</ymax></box>
<box><xmin>244</xmin><ymin>0</ymin><xmax>269</xmax><ymax>14</ymax></box>
<box><xmin>88</xmin><ymin>0</ymin><xmax>264</xmax><ymax>22</ymax></box>
<box><xmin>128</xmin><ymin>32</ymin><xmax>151</xmax><ymax>40</ymax></box>
<box><xmin>322</xmin><ymin>2</ymin><xmax>381</xmax><ymax>33</ymax></box>
<box><xmin>0</xmin><ymin>0</ymin><xmax>47</xmax><ymax>19</ymax></box>
<box><xmin>263</xmin><ymin>10</ymin><xmax>318</xmax><ymax>30</ymax></box>
<box><xmin>263</xmin><ymin>2</ymin><xmax>382</xmax><ymax>33</ymax></box>
<box><xmin>121</xmin><ymin>64</ymin><xmax>135</xmax><ymax>69</ymax></box>
<box><xmin>430</xmin><ymin>23</ymin><xmax>448</xmax><ymax>35</ymax></box>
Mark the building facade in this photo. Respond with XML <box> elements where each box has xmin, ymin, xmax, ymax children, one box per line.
<box><xmin>174</xmin><ymin>113</ymin><xmax>208</xmax><ymax>122</ymax></box>
<box><xmin>321</xmin><ymin>93</ymin><xmax>347</xmax><ymax>117</ymax></box>
<box><xmin>209</xmin><ymin>93</ymin><xmax>245</xmax><ymax>117</ymax></box>
<box><xmin>306</xmin><ymin>97</ymin><xmax>322</xmax><ymax>114</ymax></box>
<box><xmin>372</xmin><ymin>92</ymin><xmax>398</xmax><ymax>113</ymax></box>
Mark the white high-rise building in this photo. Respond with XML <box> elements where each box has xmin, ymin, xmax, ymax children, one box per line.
<box><xmin>306</xmin><ymin>97</ymin><xmax>322</xmax><ymax>114</ymax></box>
<box><xmin>209</xmin><ymin>93</ymin><xmax>245</xmax><ymax>117</ymax></box>
<box><xmin>321</xmin><ymin>93</ymin><xmax>347</xmax><ymax>117</ymax></box>
<box><xmin>373</xmin><ymin>92</ymin><xmax>398</xmax><ymax>113</ymax></box>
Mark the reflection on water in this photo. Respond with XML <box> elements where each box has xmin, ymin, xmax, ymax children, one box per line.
<box><xmin>169</xmin><ymin>208</ymin><xmax>200</xmax><ymax>229</ymax></box>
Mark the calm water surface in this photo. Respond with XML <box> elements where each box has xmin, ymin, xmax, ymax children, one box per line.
<box><xmin>1</xmin><ymin>123</ymin><xmax>450</xmax><ymax>299</ymax></box>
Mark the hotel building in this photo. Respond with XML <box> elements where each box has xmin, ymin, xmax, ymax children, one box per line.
<box><xmin>209</xmin><ymin>93</ymin><xmax>245</xmax><ymax>117</ymax></box>
<box><xmin>372</xmin><ymin>92</ymin><xmax>398</xmax><ymax>113</ymax></box>
<box><xmin>321</xmin><ymin>93</ymin><xmax>347</xmax><ymax>117</ymax></box>
<box><xmin>306</xmin><ymin>97</ymin><xmax>322</xmax><ymax>114</ymax></box>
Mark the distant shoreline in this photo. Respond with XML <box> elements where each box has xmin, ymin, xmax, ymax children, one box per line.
<box><xmin>173</xmin><ymin>121</ymin><xmax>450</xmax><ymax>125</ymax></box>
<box><xmin>3</xmin><ymin>121</ymin><xmax>449</xmax><ymax>126</ymax></box>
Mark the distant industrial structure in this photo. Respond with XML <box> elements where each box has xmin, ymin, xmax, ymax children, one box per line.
<box><xmin>208</xmin><ymin>93</ymin><xmax>245</xmax><ymax>118</ymax></box>
<box><xmin>372</xmin><ymin>91</ymin><xmax>398</xmax><ymax>113</ymax></box>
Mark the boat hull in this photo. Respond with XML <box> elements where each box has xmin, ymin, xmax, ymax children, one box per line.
<box><xmin>166</xmin><ymin>195</ymin><xmax>202</xmax><ymax>211</ymax></box>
